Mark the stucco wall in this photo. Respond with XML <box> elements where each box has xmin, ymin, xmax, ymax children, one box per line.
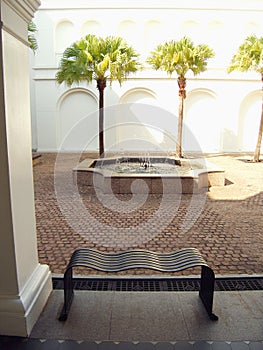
<box><xmin>31</xmin><ymin>0</ymin><xmax>263</xmax><ymax>154</ymax></box>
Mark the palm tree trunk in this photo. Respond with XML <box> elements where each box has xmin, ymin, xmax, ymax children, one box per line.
<box><xmin>176</xmin><ymin>76</ymin><xmax>186</xmax><ymax>158</ymax></box>
<box><xmin>253</xmin><ymin>73</ymin><xmax>263</xmax><ymax>162</ymax></box>
<box><xmin>97</xmin><ymin>78</ymin><xmax>107</xmax><ymax>158</ymax></box>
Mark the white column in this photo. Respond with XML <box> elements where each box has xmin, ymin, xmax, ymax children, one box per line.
<box><xmin>0</xmin><ymin>0</ymin><xmax>52</xmax><ymax>336</ymax></box>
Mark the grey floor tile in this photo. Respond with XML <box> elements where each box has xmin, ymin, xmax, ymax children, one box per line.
<box><xmin>58</xmin><ymin>340</ymin><xmax>82</xmax><ymax>350</ymax></box>
<box><xmin>230</xmin><ymin>342</ymin><xmax>250</xmax><ymax>350</ymax></box>
<box><xmin>180</xmin><ymin>292</ymin><xmax>263</xmax><ymax>341</ymax></box>
<box><xmin>39</xmin><ymin>340</ymin><xmax>61</xmax><ymax>350</ymax></box>
<box><xmin>99</xmin><ymin>341</ymin><xmax>123</xmax><ymax>349</ymax></box>
<box><xmin>193</xmin><ymin>341</ymin><xmax>212</xmax><ymax>350</ymax></box>
<box><xmin>240</xmin><ymin>292</ymin><xmax>263</xmax><ymax>318</ymax></box>
<box><xmin>0</xmin><ymin>338</ymin><xmax>61</xmax><ymax>350</ymax></box>
<box><xmin>212</xmin><ymin>342</ymin><xmax>232</xmax><ymax>350</ymax></box>
<box><xmin>115</xmin><ymin>342</ymin><xmax>137</xmax><ymax>350</ymax></box>
<box><xmin>31</xmin><ymin>291</ymin><xmax>113</xmax><ymax>341</ymax></box>
<box><xmin>135</xmin><ymin>342</ymin><xmax>156</xmax><ymax>349</ymax></box>
<box><xmin>155</xmin><ymin>342</ymin><xmax>175</xmax><ymax>350</ymax></box>
<box><xmin>174</xmin><ymin>342</ymin><xmax>194</xmax><ymax>350</ymax></box>
<box><xmin>79</xmin><ymin>342</ymin><xmax>98</xmax><ymax>350</ymax></box>
<box><xmin>249</xmin><ymin>343</ymin><xmax>263</xmax><ymax>350</ymax></box>
<box><xmin>31</xmin><ymin>291</ymin><xmax>263</xmax><ymax>342</ymax></box>
<box><xmin>175</xmin><ymin>293</ymin><xmax>220</xmax><ymax>341</ymax></box>
<box><xmin>109</xmin><ymin>292</ymin><xmax>188</xmax><ymax>341</ymax></box>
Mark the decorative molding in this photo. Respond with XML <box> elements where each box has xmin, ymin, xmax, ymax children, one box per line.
<box><xmin>2</xmin><ymin>0</ymin><xmax>41</xmax><ymax>22</ymax></box>
<box><xmin>120</xmin><ymin>87</ymin><xmax>157</xmax><ymax>104</ymax></box>
<box><xmin>0</xmin><ymin>264</ymin><xmax>52</xmax><ymax>336</ymax></box>
<box><xmin>38</xmin><ymin>0</ymin><xmax>263</xmax><ymax>11</ymax></box>
<box><xmin>1</xmin><ymin>0</ymin><xmax>40</xmax><ymax>46</ymax></box>
<box><xmin>2</xmin><ymin>24</ymin><xmax>29</xmax><ymax>46</ymax></box>
<box><xmin>58</xmin><ymin>87</ymin><xmax>98</xmax><ymax>106</ymax></box>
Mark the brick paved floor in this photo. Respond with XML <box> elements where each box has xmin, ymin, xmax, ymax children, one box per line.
<box><xmin>33</xmin><ymin>153</ymin><xmax>263</xmax><ymax>276</ymax></box>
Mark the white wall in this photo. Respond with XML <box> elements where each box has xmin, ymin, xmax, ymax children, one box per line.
<box><xmin>31</xmin><ymin>0</ymin><xmax>263</xmax><ymax>154</ymax></box>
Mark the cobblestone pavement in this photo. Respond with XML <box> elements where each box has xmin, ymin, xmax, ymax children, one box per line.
<box><xmin>33</xmin><ymin>153</ymin><xmax>263</xmax><ymax>276</ymax></box>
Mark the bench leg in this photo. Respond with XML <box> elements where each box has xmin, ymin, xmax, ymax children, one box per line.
<box><xmin>59</xmin><ymin>267</ymin><xmax>74</xmax><ymax>321</ymax></box>
<box><xmin>199</xmin><ymin>265</ymin><xmax>218</xmax><ymax>321</ymax></box>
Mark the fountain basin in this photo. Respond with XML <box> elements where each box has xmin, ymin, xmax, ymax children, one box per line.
<box><xmin>73</xmin><ymin>156</ymin><xmax>225</xmax><ymax>194</ymax></box>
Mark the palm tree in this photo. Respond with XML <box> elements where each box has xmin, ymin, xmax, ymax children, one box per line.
<box><xmin>147</xmin><ymin>37</ymin><xmax>214</xmax><ymax>157</ymax></box>
<box><xmin>28</xmin><ymin>21</ymin><xmax>38</xmax><ymax>53</ymax></box>
<box><xmin>228</xmin><ymin>35</ymin><xmax>263</xmax><ymax>162</ymax></box>
<box><xmin>56</xmin><ymin>34</ymin><xmax>141</xmax><ymax>157</ymax></box>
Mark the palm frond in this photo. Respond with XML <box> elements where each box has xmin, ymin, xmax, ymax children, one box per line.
<box><xmin>56</xmin><ymin>34</ymin><xmax>141</xmax><ymax>87</ymax></box>
<box><xmin>228</xmin><ymin>35</ymin><xmax>263</xmax><ymax>73</ymax></box>
<box><xmin>147</xmin><ymin>36</ymin><xmax>214</xmax><ymax>78</ymax></box>
<box><xmin>56</xmin><ymin>34</ymin><xmax>140</xmax><ymax>85</ymax></box>
<box><xmin>28</xmin><ymin>21</ymin><xmax>38</xmax><ymax>53</ymax></box>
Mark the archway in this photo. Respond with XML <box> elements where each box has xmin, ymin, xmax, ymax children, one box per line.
<box><xmin>238</xmin><ymin>90</ymin><xmax>263</xmax><ymax>152</ymax></box>
<box><xmin>115</xmin><ymin>88</ymin><xmax>171</xmax><ymax>152</ymax></box>
<box><xmin>58</xmin><ymin>89</ymin><xmax>98</xmax><ymax>151</ymax></box>
<box><xmin>81</xmin><ymin>20</ymin><xmax>101</xmax><ymax>36</ymax></box>
<box><xmin>118</xmin><ymin>20</ymin><xmax>138</xmax><ymax>48</ymax></box>
<box><xmin>55</xmin><ymin>20</ymin><xmax>74</xmax><ymax>53</ymax></box>
<box><xmin>184</xmin><ymin>89</ymin><xmax>219</xmax><ymax>153</ymax></box>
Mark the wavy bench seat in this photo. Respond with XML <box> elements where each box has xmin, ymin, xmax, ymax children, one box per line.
<box><xmin>59</xmin><ymin>248</ymin><xmax>218</xmax><ymax>321</ymax></box>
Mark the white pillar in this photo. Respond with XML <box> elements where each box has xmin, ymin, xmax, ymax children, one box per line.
<box><xmin>0</xmin><ymin>0</ymin><xmax>52</xmax><ymax>336</ymax></box>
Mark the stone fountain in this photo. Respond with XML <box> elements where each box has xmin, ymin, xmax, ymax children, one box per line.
<box><xmin>73</xmin><ymin>154</ymin><xmax>225</xmax><ymax>194</ymax></box>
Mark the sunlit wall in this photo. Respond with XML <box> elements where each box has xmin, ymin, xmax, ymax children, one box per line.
<box><xmin>31</xmin><ymin>0</ymin><xmax>263</xmax><ymax>154</ymax></box>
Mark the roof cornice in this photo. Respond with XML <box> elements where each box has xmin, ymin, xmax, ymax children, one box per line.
<box><xmin>1</xmin><ymin>0</ymin><xmax>40</xmax><ymax>45</ymax></box>
<box><xmin>38</xmin><ymin>0</ymin><xmax>263</xmax><ymax>11</ymax></box>
<box><xmin>3</xmin><ymin>0</ymin><xmax>41</xmax><ymax>22</ymax></box>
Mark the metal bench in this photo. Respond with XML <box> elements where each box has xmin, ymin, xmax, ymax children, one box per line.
<box><xmin>58</xmin><ymin>248</ymin><xmax>218</xmax><ymax>321</ymax></box>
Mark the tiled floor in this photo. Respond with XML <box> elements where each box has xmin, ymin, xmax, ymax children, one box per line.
<box><xmin>33</xmin><ymin>153</ymin><xmax>263</xmax><ymax>276</ymax></box>
<box><xmin>18</xmin><ymin>153</ymin><xmax>262</xmax><ymax>347</ymax></box>
<box><xmin>30</xmin><ymin>290</ymin><xmax>263</xmax><ymax>343</ymax></box>
<box><xmin>0</xmin><ymin>337</ymin><xmax>263</xmax><ymax>350</ymax></box>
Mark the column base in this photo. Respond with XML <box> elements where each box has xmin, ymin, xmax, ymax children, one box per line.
<box><xmin>0</xmin><ymin>264</ymin><xmax>52</xmax><ymax>336</ymax></box>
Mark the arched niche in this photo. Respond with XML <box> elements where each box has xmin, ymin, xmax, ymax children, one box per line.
<box><xmin>55</xmin><ymin>20</ymin><xmax>74</xmax><ymax>53</ymax></box>
<box><xmin>244</xmin><ymin>21</ymin><xmax>261</xmax><ymax>36</ymax></box>
<box><xmin>179</xmin><ymin>20</ymin><xmax>200</xmax><ymax>42</ymax></box>
<box><xmin>207</xmin><ymin>20</ymin><xmax>224</xmax><ymax>38</ymax></box>
<box><xmin>117</xmin><ymin>20</ymin><xmax>138</xmax><ymax>49</ymax></box>
<box><xmin>57</xmin><ymin>89</ymin><xmax>98</xmax><ymax>151</ymax></box>
<box><xmin>206</xmin><ymin>20</ymin><xmax>224</xmax><ymax>66</ymax></box>
<box><xmin>144</xmin><ymin>19</ymin><xmax>163</xmax><ymax>52</ymax></box>
<box><xmin>114</xmin><ymin>88</ymin><xmax>175</xmax><ymax>152</ymax></box>
<box><xmin>238</xmin><ymin>90</ymin><xmax>263</xmax><ymax>152</ymax></box>
<box><xmin>184</xmin><ymin>89</ymin><xmax>219</xmax><ymax>153</ymax></box>
<box><xmin>81</xmin><ymin>20</ymin><xmax>101</xmax><ymax>37</ymax></box>
<box><xmin>120</xmin><ymin>87</ymin><xmax>157</xmax><ymax>104</ymax></box>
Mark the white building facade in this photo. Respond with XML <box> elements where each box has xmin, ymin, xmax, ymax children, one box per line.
<box><xmin>31</xmin><ymin>0</ymin><xmax>263</xmax><ymax>155</ymax></box>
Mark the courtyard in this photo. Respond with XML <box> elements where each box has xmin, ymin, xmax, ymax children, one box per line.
<box><xmin>33</xmin><ymin>152</ymin><xmax>263</xmax><ymax>276</ymax></box>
